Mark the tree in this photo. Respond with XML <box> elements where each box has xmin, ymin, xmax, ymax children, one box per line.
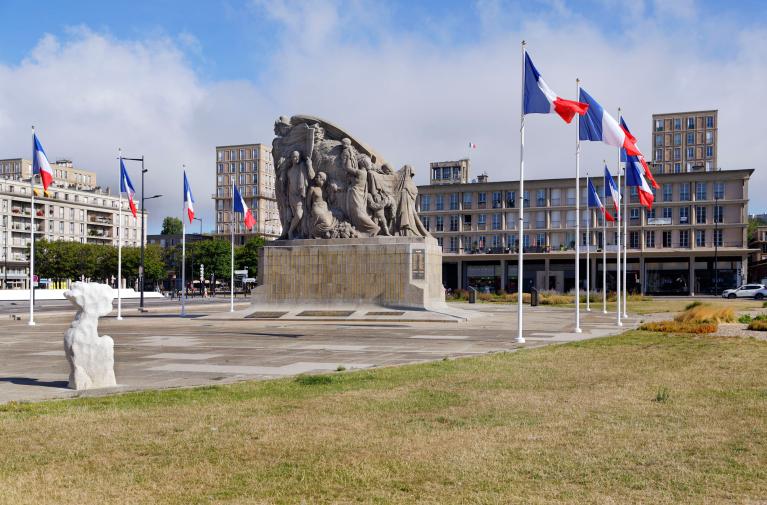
<box><xmin>188</xmin><ymin>239</ymin><xmax>231</xmax><ymax>280</ymax></box>
<box><xmin>235</xmin><ymin>236</ymin><xmax>265</xmax><ymax>277</ymax></box>
<box><xmin>161</xmin><ymin>216</ymin><xmax>183</xmax><ymax>235</ymax></box>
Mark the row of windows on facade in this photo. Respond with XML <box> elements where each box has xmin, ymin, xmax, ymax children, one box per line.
<box><xmin>216</xmin><ymin>185</ymin><xmax>275</xmax><ymax>199</ymax></box>
<box><xmin>215</xmin><ymin>223</ymin><xmax>280</xmax><ymax>234</ymax></box>
<box><xmin>1</xmin><ymin>202</ymin><xmax>141</xmax><ymax>225</ymax></box>
<box><xmin>654</xmin><ymin>115</ymin><xmax>715</xmax><ymax>132</ymax></box>
<box><xmin>1</xmin><ymin>187</ymin><xmax>127</xmax><ymax>210</ymax></box>
<box><xmin>216</xmin><ymin>161</ymin><xmax>273</xmax><ymax>174</ymax></box>
<box><xmin>216</xmin><ymin>173</ymin><xmax>265</xmax><ymax>187</ymax></box>
<box><xmin>0</xmin><ymin>220</ymin><xmax>139</xmax><ymax>239</ymax></box>
<box><xmin>657</xmin><ymin>161</ymin><xmax>716</xmax><ymax>173</ymax></box>
<box><xmin>420</xmin><ymin>182</ymin><xmax>727</xmax><ymax>211</ymax></box>
<box><xmin>655</xmin><ymin>145</ymin><xmax>714</xmax><ymax>162</ymax></box>
<box><xmin>216</xmin><ymin>148</ymin><xmax>266</xmax><ymax>162</ymax></box>
<box><xmin>432</xmin><ymin>166</ymin><xmax>463</xmax><ymax>181</ymax></box>
<box><xmin>0</xmin><ymin>166</ymin><xmax>93</xmax><ymax>186</ymax></box>
<box><xmin>654</xmin><ymin>131</ymin><xmax>714</xmax><ymax>148</ymax></box>
<box><xmin>437</xmin><ymin>228</ymin><xmax>726</xmax><ymax>252</ymax></box>
<box><xmin>216</xmin><ymin>197</ymin><xmax>279</xmax><ymax>211</ymax></box>
<box><xmin>1</xmin><ymin>233</ymin><xmax>140</xmax><ymax>249</ymax></box>
<box><xmin>421</xmin><ymin>204</ymin><xmax>728</xmax><ymax>233</ymax></box>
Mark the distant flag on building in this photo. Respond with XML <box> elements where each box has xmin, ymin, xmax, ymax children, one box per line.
<box><xmin>523</xmin><ymin>52</ymin><xmax>589</xmax><ymax>123</ymax></box>
<box><xmin>32</xmin><ymin>133</ymin><xmax>54</xmax><ymax>190</ymax></box>
<box><xmin>120</xmin><ymin>159</ymin><xmax>137</xmax><ymax>218</ymax></box>
<box><xmin>468</xmin><ymin>142</ymin><xmax>477</xmax><ymax>149</ymax></box>
<box><xmin>183</xmin><ymin>171</ymin><xmax>195</xmax><ymax>223</ymax></box>
<box><xmin>233</xmin><ymin>184</ymin><xmax>256</xmax><ymax>230</ymax></box>
<box><xmin>619</xmin><ymin>117</ymin><xmax>659</xmax><ymax>189</ymax></box>
<box><xmin>588</xmin><ymin>178</ymin><xmax>614</xmax><ymax>222</ymax></box>
<box><xmin>626</xmin><ymin>154</ymin><xmax>655</xmax><ymax>209</ymax></box>
<box><xmin>578</xmin><ymin>89</ymin><xmax>641</xmax><ymax>156</ymax></box>
<box><xmin>604</xmin><ymin>165</ymin><xmax>621</xmax><ymax>215</ymax></box>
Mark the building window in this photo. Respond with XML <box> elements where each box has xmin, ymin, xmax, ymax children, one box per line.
<box><xmin>662</xmin><ymin>183</ymin><xmax>672</xmax><ymax>202</ymax></box>
<box><xmin>679</xmin><ymin>206</ymin><xmax>689</xmax><ymax>224</ymax></box>
<box><xmin>705</xmin><ymin>146</ymin><xmax>713</xmax><ymax>158</ymax></box>
<box><xmin>655</xmin><ymin>134</ymin><xmax>663</xmax><ymax>147</ymax></box>
<box><xmin>630</xmin><ymin>231</ymin><xmax>639</xmax><ymax>249</ymax></box>
<box><xmin>450</xmin><ymin>193</ymin><xmax>459</xmax><ymax>210</ymax></box>
<box><xmin>714</xmin><ymin>205</ymin><xmax>723</xmax><ymax>223</ymax></box>
<box><xmin>673</xmin><ymin>148</ymin><xmax>681</xmax><ymax>161</ymax></box>
<box><xmin>655</xmin><ymin>149</ymin><xmax>663</xmax><ymax>162</ymax></box>
<box><xmin>492</xmin><ymin>191</ymin><xmax>502</xmax><ymax>209</ymax></box>
<box><xmin>435</xmin><ymin>195</ymin><xmax>444</xmax><ymax>211</ymax></box>
<box><xmin>687</xmin><ymin>117</ymin><xmax>695</xmax><ymax>129</ymax></box>
<box><xmin>646</xmin><ymin>231</ymin><xmax>655</xmax><ymax>248</ymax></box>
<box><xmin>536</xmin><ymin>189</ymin><xmax>546</xmax><ymax>207</ymax></box>
<box><xmin>505</xmin><ymin>191</ymin><xmax>515</xmax><ymax>208</ymax></box>
<box><xmin>432</xmin><ymin>168</ymin><xmax>441</xmax><ymax>180</ymax></box>
<box><xmin>674</xmin><ymin>133</ymin><xmax>681</xmax><ymax>146</ymax></box>
<box><xmin>696</xmin><ymin>182</ymin><xmax>707</xmax><ymax>200</ymax></box>
<box><xmin>463</xmin><ymin>192</ymin><xmax>472</xmax><ymax>209</ymax></box>
<box><xmin>449</xmin><ymin>236</ymin><xmax>458</xmax><ymax>252</ymax></box>
<box><xmin>679</xmin><ymin>230</ymin><xmax>689</xmax><ymax>248</ymax></box>
<box><xmin>680</xmin><ymin>183</ymin><xmax>691</xmax><ymax>201</ymax></box>
<box><xmin>449</xmin><ymin>215</ymin><xmax>459</xmax><ymax>231</ymax></box>
<box><xmin>714</xmin><ymin>182</ymin><xmax>725</xmax><ymax>199</ymax></box>
<box><xmin>714</xmin><ymin>229</ymin><xmax>723</xmax><ymax>247</ymax></box>
<box><xmin>673</xmin><ymin>118</ymin><xmax>681</xmax><ymax>130</ymax></box>
<box><xmin>706</xmin><ymin>116</ymin><xmax>714</xmax><ymax>128</ymax></box>
<box><xmin>478</xmin><ymin>214</ymin><xmax>486</xmax><ymax>229</ymax></box>
<box><xmin>492</xmin><ymin>213</ymin><xmax>501</xmax><ymax>230</ymax></box>
<box><xmin>478</xmin><ymin>192</ymin><xmax>487</xmax><ymax>208</ymax></box>
<box><xmin>420</xmin><ymin>195</ymin><xmax>430</xmax><ymax>211</ymax></box>
<box><xmin>662</xmin><ymin>207</ymin><xmax>673</xmax><ymax>220</ymax></box>
<box><xmin>217</xmin><ymin>151</ymin><xmax>224</xmax><ymax>161</ymax></box>
<box><xmin>463</xmin><ymin>214</ymin><xmax>472</xmax><ymax>228</ymax></box>
<box><xmin>696</xmin><ymin>230</ymin><xmax>705</xmax><ymax>247</ymax></box>
<box><xmin>655</xmin><ymin>119</ymin><xmax>664</xmax><ymax>132</ymax></box>
<box><xmin>630</xmin><ymin>208</ymin><xmax>640</xmax><ymax>219</ymax></box>
<box><xmin>646</xmin><ymin>207</ymin><xmax>656</xmax><ymax>220</ymax></box>
<box><xmin>686</xmin><ymin>147</ymin><xmax>694</xmax><ymax>159</ymax></box>
<box><xmin>421</xmin><ymin>217</ymin><xmax>430</xmax><ymax>231</ymax></box>
<box><xmin>435</xmin><ymin>216</ymin><xmax>443</xmax><ymax>231</ymax></box>
<box><xmin>705</xmin><ymin>131</ymin><xmax>713</xmax><ymax>144</ymax></box>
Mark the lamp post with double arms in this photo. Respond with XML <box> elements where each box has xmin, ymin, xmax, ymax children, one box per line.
<box><xmin>193</xmin><ymin>217</ymin><xmax>203</xmax><ymax>236</ymax></box>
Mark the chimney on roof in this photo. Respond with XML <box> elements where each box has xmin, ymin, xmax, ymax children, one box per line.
<box><xmin>477</xmin><ymin>172</ymin><xmax>488</xmax><ymax>183</ymax></box>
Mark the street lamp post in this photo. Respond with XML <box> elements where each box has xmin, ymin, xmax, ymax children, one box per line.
<box><xmin>193</xmin><ymin>217</ymin><xmax>203</xmax><ymax>235</ymax></box>
<box><xmin>714</xmin><ymin>194</ymin><xmax>719</xmax><ymax>295</ymax></box>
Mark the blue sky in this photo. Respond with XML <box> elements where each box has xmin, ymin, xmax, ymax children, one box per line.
<box><xmin>0</xmin><ymin>0</ymin><xmax>765</xmax><ymax>230</ymax></box>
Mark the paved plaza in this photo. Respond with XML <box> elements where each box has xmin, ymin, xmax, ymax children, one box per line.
<box><xmin>0</xmin><ymin>301</ymin><xmax>639</xmax><ymax>404</ymax></box>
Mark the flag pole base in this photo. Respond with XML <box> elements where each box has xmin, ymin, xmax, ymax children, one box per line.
<box><xmin>116</xmin><ymin>317</ymin><xmax>123</xmax><ymax>321</ymax></box>
<box><xmin>575</xmin><ymin>327</ymin><xmax>582</xmax><ymax>333</ymax></box>
<box><xmin>515</xmin><ymin>335</ymin><xmax>525</xmax><ymax>343</ymax></box>
<box><xmin>28</xmin><ymin>320</ymin><xmax>36</xmax><ymax>326</ymax></box>
<box><xmin>617</xmin><ymin>321</ymin><xmax>623</xmax><ymax>327</ymax></box>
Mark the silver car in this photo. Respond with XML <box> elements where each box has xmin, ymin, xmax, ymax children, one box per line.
<box><xmin>721</xmin><ymin>284</ymin><xmax>766</xmax><ymax>299</ymax></box>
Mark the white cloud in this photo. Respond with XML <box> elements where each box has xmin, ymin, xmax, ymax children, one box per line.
<box><xmin>0</xmin><ymin>2</ymin><xmax>765</xmax><ymax>234</ymax></box>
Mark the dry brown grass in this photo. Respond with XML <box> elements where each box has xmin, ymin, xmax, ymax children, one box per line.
<box><xmin>748</xmin><ymin>319</ymin><xmax>767</xmax><ymax>331</ymax></box>
<box><xmin>674</xmin><ymin>303</ymin><xmax>735</xmax><ymax>323</ymax></box>
<box><xmin>640</xmin><ymin>321</ymin><xmax>718</xmax><ymax>334</ymax></box>
<box><xmin>1</xmin><ymin>332</ymin><xmax>767</xmax><ymax>504</ymax></box>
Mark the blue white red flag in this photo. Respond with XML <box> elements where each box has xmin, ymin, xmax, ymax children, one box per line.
<box><xmin>32</xmin><ymin>133</ymin><xmax>54</xmax><ymax>190</ymax></box>
<box><xmin>579</xmin><ymin>89</ymin><xmax>641</xmax><ymax>156</ymax></box>
<box><xmin>233</xmin><ymin>184</ymin><xmax>256</xmax><ymax>230</ymax></box>
<box><xmin>604</xmin><ymin>165</ymin><xmax>621</xmax><ymax>215</ymax></box>
<box><xmin>183</xmin><ymin>171</ymin><xmax>195</xmax><ymax>223</ymax></box>
<box><xmin>619</xmin><ymin>117</ymin><xmax>659</xmax><ymax>189</ymax></box>
<box><xmin>588</xmin><ymin>178</ymin><xmax>614</xmax><ymax>222</ymax></box>
<box><xmin>626</xmin><ymin>154</ymin><xmax>655</xmax><ymax>209</ymax></box>
<box><xmin>119</xmin><ymin>159</ymin><xmax>137</xmax><ymax>218</ymax></box>
<box><xmin>523</xmin><ymin>51</ymin><xmax>588</xmax><ymax>124</ymax></box>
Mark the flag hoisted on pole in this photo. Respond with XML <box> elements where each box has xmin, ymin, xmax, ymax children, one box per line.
<box><xmin>521</xmin><ymin>42</ymin><xmax>589</xmax><ymax>340</ymax></box>
<box><xmin>182</xmin><ymin>169</ymin><xmax>195</xmax><ymax>317</ymax></box>
<box><xmin>29</xmin><ymin>128</ymin><xmax>54</xmax><ymax>326</ymax></box>
<box><xmin>574</xmin><ymin>78</ymin><xmax>582</xmax><ymax>333</ymax></box>
<box><xmin>118</xmin><ymin>156</ymin><xmax>137</xmax><ymax>321</ymax></box>
<box><xmin>231</xmin><ymin>182</ymin><xmax>255</xmax><ymax>313</ymax></box>
<box><xmin>616</xmin><ymin>108</ymin><xmax>623</xmax><ymax>327</ymax></box>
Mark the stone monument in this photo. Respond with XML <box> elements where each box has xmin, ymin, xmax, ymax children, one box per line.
<box><xmin>63</xmin><ymin>282</ymin><xmax>118</xmax><ymax>390</ymax></box>
<box><xmin>247</xmin><ymin>115</ymin><xmax>448</xmax><ymax>314</ymax></box>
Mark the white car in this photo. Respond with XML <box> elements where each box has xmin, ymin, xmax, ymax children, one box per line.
<box><xmin>754</xmin><ymin>287</ymin><xmax>767</xmax><ymax>301</ymax></box>
<box><xmin>721</xmin><ymin>284</ymin><xmax>765</xmax><ymax>299</ymax></box>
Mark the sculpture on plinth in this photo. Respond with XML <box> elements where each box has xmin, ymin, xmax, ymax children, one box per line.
<box><xmin>63</xmin><ymin>282</ymin><xmax>117</xmax><ymax>390</ymax></box>
<box><xmin>272</xmin><ymin>115</ymin><xmax>431</xmax><ymax>239</ymax></box>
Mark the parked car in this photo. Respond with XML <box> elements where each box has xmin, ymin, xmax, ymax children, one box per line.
<box><xmin>754</xmin><ymin>287</ymin><xmax>767</xmax><ymax>300</ymax></box>
<box><xmin>721</xmin><ymin>284</ymin><xmax>766</xmax><ymax>299</ymax></box>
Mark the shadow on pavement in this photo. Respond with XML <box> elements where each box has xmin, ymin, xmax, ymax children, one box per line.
<box><xmin>0</xmin><ymin>377</ymin><xmax>69</xmax><ymax>389</ymax></box>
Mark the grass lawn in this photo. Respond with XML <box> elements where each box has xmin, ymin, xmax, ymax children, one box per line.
<box><xmin>1</xmin><ymin>331</ymin><xmax>766</xmax><ymax>504</ymax></box>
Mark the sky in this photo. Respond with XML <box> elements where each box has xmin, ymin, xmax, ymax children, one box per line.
<box><xmin>0</xmin><ymin>0</ymin><xmax>765</xmax><ymax>232</ymax></box>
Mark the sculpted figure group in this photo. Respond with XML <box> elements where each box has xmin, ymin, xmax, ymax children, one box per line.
<box><xmin>273</xmin><ymin>115</ymin><xmax>430</xmax><ymax>240</ymax></box>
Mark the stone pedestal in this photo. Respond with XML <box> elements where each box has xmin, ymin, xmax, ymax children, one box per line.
<box><xmin>251</xmin><ymin>236</ymin><xmax>445</xmax><ymax>310</ymax></box>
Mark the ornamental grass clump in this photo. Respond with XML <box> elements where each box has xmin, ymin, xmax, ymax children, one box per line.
<box><xmin>748</xmin><ymin>319</ymin><xmax>767</xmax><ymax>331</ymax></box>
<box><xmin>639</xmin><ymin>321</ymin><xmax>718</xmax><ymax>334</ymax></box>
<box><xmin>674</xmin><ymin>303</ymin><xmax>735</xmax><ymax>324</ymax></box>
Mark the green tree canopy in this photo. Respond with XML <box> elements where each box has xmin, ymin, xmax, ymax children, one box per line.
<box><xmin>161</xmin><ymin>217</ymin><xmax>183</xmax><ymax>235</ymax></box>
<box><xmin>235</xmin><ymin>236</ymin><xmax>265</xmax><ymax>277</ymax></box>
<box><xmin>188</xmin><ymin>239</ymin><xmax>232</xmax><ymax>280</ymax></box>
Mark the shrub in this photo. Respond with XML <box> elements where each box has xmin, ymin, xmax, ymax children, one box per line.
<box><xmin>763</xmin><ymin>301</ymin><xmax>767</xmax><ymax>309</ymax></box>
<box><xmin>738</xmin><ymin>314</ymin><xmax>753</xmax><ymax>324</ymax></box>
<box><xmin>748</xmin><ymin>319</ymin><xmax>767</xmax><ymax>331</ymax></box>
<box><xmin>675</xmin><ymin>304</ymin><xmax>735</xmax><ymax>324</ymax></box>
<box><xmin>685</xmin><ymin>301</ymin><xmax>703</xmax><ymax>310</ymax></box>
<box><xmin>639</xmin><ymin>321</ymin><xmax>718</xmax><ymax>334</ymax></box>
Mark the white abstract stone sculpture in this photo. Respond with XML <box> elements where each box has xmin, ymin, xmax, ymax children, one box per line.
<box><xmin>63</xmin><ymin>282</ymin><xmax>117</xmax><ymax>390</ymax></box>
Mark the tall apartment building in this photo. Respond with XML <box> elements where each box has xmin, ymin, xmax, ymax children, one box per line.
<box><xmin>417</xmin><ymin>161</ymin><xmax>753</xmax><ymax>296</ymax></box>
<box><xmin>0</xmin><ymin>164</ymin><xmax>146</xmax><ymax>289</ymax></box>
<box><xmin>430</xmin><ymin>159</ymin><xmax>471</xmax><ymax>185</ymax></box>
<box><xmin>1</xmin><ymin>158</ymin><xmax>97</xmax><ymax>188</ymax></box>
<box><xmin>651</xmin><ymin>110</ymin><xmax>718</xmax><ymax>174</ymax></box>
<box><xmin>213</xmin><ymin>144</ymin><xmax>281</xmax><ymax>242</ymax></box>
<box><xmin>748</xmin><ymin>225</ymin><xmax>767</xmax><ymax>283</ymax></box>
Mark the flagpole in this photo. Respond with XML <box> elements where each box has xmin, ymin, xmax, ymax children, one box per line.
<box><xmin>615</xmin><ymin>108</ymin><xmax>623</xmax><ymax>328</ymax></box>
<box><xmin>28</xmin><ymin>126</ymin><xmax>36</xmax><ymax>326</ymax></box>
<box><xmin>602</xmin><ymin>160</ymin><xmax>607</xmax><ymax>314</ymax></box>
<box><xmin>117</xmin><ymin>149</ymin><xmax>123</xmax><ymax>320</ymax></box>
<box><xmin>516</xmin><ymin>40</ymin><xmax>526</xmax><ymax>344</ymax></box>
<box><xmin>181</xmin><ymin>167</ymin><xmax>187</xmax><ymax>317</ymax></box>
<box><xmin>586</xmin><ymin>174</ymin><xmax>590</xmax><ymax>312</ymax></box>
<box><xmin>574</xmin><ymin>78</ymin><xmax>582</xmax><ymax>333</ymax></box>
<box><xmin>230</xmin><ymin>180</ymin><xmax>235</xmax><ymax>313</ymax></box>
<box><xmin>623</xmin><ymin>165</ymin><xmax>629</xmax><ymax>318</ymax></box>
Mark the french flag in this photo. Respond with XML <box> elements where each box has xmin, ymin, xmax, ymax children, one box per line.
<box><xmin>579</xmin><ymin>88</ymin><xmax>641</xmax><ymax>156</ymax></box>
<box><xmin>120</xmin><ymin>159</ymin><xmax>137</xmax><ymax>218</ymax></box>
<box><xmin>233</xmin><ymin>184</ymin><xmax>256</xmax><ymax>230</ymax></box>
<box><xmin>183</xmin><ymin>171</ymin><xmax>195</xmax><ymax>223</ymax></box>
<box><xmin>32</xmin><ymin>133</ymin><xmax>54</xmax><ymax>190</ymax></box>
<box><xmin>619</xmin><ymin>117</ymin><xmax>659</xmax><ymax>189</ymax></box>
<box><xmin>604</xmin><ymin>165</ymin><xmax>621</xmax><ymax>215</ymax></box>
<box><xmin>523</xmin><ymin>52</ymin><xmax>589</xmax><ymax>124</ymax></box>
<box><xmin>588</xmin><ymin>178</ymin><xmax>614</xmax><ymax>222</ymax></box>
<box><xmin>626</xmin><ymin>154</ymin><xmax>655</xmax><ymax>209</ymax></box>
